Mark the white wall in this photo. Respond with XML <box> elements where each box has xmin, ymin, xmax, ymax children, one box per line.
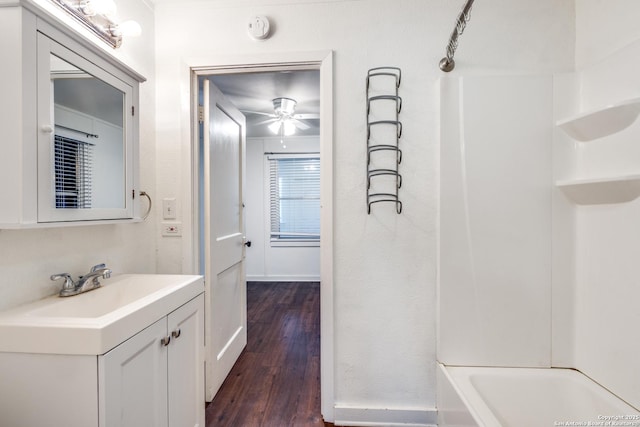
<box><xmin>245</xmin><ymin>136</ymin><xmax>320</xmax><ymax>282</ymax></box>
<box><xmin>0</xmin><ymin>0</ymin><xmax>157</xmax><ymax>312</ymax></box>
<box><xmin>153</xmin><ymin>0</ymin><xmax>574</xmax><ymax>423</ymax></box>
<box><xmin>575</xmin><ymin>0</ymin><xmax>640</xmax><ymax>69</ymax></box>
<box><xmin>561</xmin><ymin>1</ymin><xmax>640</xmax><ymax>410</ymax></box>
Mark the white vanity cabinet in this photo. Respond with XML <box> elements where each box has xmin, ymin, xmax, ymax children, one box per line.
<box><xmin>0</xmin><ymin>1</ymin><xmax>145</xmax><ymax>227</ymax></box>
<box><xmin>99</xmin><ymin>294</ymin><xmax>205</xmax><ymax>427</ymax></box>
<box><xmin>0</xmin><ymin>274</ymin><xmax>205</xmax><ymax>427</ymax></box>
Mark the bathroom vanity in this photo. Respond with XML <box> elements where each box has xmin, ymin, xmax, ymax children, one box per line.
<box><xmin>0</xmin><ymin>274</ymin><xmax>205</xmax><ymax>427</ymax></box>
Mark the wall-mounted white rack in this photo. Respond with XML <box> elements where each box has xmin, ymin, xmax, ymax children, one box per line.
<box><xmin>366</xmin><ymin>67</ymin><xmax>403</xmax><ymax>214</ymax></box>
<box><xmin>556</xmin><ymin>174</ymin><xmax>640</xmax><ymax>205</ymax></box>
<box><xmin>556</xmin><ymin>97</ymin><xmax>640</xmax><ymax>142</ymax></box>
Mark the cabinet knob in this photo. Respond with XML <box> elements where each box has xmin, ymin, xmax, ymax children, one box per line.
<box><xmin>161</xmin><ymin>336</ymin><xmax>171</xmax><ymax>346</ymax></box>
<box><xmin>171</xmin><ymin>329</ymin><xmax>181</xmax><ymax>339</ymax></box>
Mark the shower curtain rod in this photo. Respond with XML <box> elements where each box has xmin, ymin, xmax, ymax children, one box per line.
<box><xmin>439</xmin><ymin>0</ymin><xmax>475</xmax><ymax>72</ymax></box>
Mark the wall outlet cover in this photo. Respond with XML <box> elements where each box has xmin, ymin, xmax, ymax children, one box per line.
<box><xmin>162</xmin><ymin>222</ymin><xmax>182</xmax><ymax>237</ymax></box>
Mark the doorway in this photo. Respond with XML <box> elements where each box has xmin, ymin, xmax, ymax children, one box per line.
<box><xmin>188</xmin><ymin>51</ymin><xmax>334</xmax><ymax>421</ymax></box>
<box><xmin>208</xmin><ymin>69</ymin><xmax>321</xmax><ymax>283</ymax></box>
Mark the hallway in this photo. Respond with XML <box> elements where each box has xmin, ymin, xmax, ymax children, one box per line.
<box><xmin>206</xmin><ymin>282</ymin><xmax>330</xmax><ymax>427</ymax></box>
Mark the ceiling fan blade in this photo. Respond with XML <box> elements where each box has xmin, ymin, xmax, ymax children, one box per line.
<box><xmin>254</xmin><ymin>118</ymin><xmax>278</xmax><ymax>125</ymax></box>
<box><xmin>293</xmin><ymin>113</ymin><xmax>320</xmax><ymax>120</ymax></box>
<box><xmin>241</xmin><ymin>110</ymin><xmax>276</xmax><ymax>117</ymax></box>
<box><xmin>291</xmin><ymin>118</ymin><xmax>311</xmax><ymax>130</ymax></box>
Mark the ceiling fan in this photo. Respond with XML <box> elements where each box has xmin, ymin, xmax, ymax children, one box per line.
<box><xmin>247</xmin><ymin>97</ymin><xmax>319</xmax><ymax>136</ymax></box>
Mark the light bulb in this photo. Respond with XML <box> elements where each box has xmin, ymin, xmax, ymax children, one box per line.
<box><xmin>82</xmin><ymin>0</ymin><xmax>117</xmax><ymax>18</ymax></box>
<box><xmin>268</xmin><ymin>121</ymin><xmax>282</xmax><ymax>135</ymax></box>
<box><xmin>283</xmin><ymin>120</ymin><xmax>296</xmax><ymax>136</ymax></box>
<box><xmin>114</xmin><ymin>20</ymin><xmax>142</xmax><ymax>37</ymax></box>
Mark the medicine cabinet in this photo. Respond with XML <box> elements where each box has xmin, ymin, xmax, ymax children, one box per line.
<box><xmin>0</xmin><ymin>2</ymin><xmax>145</xmax><ymax>227</ymax></box>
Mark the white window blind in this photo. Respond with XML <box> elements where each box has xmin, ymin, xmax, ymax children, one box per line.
<box><xmin>54</xmin><ymin>135</ymin><xmax>93</xmax><ymax>209</ymax></box>
<box><xmin>269</xmin><ymin>156</ymin><xmax>320</xmax><ymax>243</ymax></box>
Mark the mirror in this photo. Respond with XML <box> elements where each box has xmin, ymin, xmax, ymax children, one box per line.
<box><xmin>51</xmin><ymin>55</ymin><xmax>125</xmax><ymax>210</ymax></box>
<box><xmin>37</xmin><ymin>33</ymin><xmax>135</xmax><ymax>223</ymax></box>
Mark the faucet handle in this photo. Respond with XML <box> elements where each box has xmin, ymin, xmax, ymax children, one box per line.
<box><xmin>50</xmin><ymin>273</ymin><xmax>75</xmax><ymax>290</ymax></box>
<box><xmin>90</xmin><ymin>263</ymin><xmax>106</xmax><ymax>273</ymax></box>
<box><xmin>102</xmin><ymin>269</ymin><xmax>112</xmax><ymax>279</ymax></box>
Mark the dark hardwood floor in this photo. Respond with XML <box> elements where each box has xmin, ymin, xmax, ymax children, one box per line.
<box><xmin>206</xmin><ymin>281</ymin><xmax>333</xmax><ymax>427</ymax></box>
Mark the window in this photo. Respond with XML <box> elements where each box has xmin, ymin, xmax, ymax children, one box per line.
<box><xmin>268</xmin><ymin>155</ymin><xmax>320</xmax><ymax>246</ymax></box>
<box><xmin>54</xmin><ymin>135</ymin><xmax>93</xmax><ymax>209</ymax></box>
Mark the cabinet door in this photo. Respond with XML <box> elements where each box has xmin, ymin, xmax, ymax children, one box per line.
<box><xmin>36</xmin><ymin>31</ymin><xmax>136</xmax><ymax>223</ymax></box>
<box><xmin>99</xmin><ymin>318</ymin><xmax>168</xmax><ymax>427</ymax></box>
<box><xmin>168</xmin><ymin>294</ymin><xmax>205</xmax><ymax>427</ymax></box>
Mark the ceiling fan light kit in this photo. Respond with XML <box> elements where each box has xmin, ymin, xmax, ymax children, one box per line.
<box><xmin>268</xmin><ymin>121</ymin><xmax>281</xmax><ymax>134</ymax></box>
<box><xmin>241</xmin><ymin>95</ymin><xmax>318</xmax><ymax>138</ymax></box>
<box><xmin>273</xmin><ymin>97</ymin><xmax>297</xmax><ymax>116</ymax></box>
<box><xmin>283</xmin><ymin>120</ymin><xmax>296</xmax><ymax>136</ymax></box>
<box><xmin>269</xmin><ymin>97</ymin><xmax>301</xmax><ymax>136</ymax></box>
<box><xmin>268</xmin><ymin>118</ymin><xmax>296</xmax><ymax>137</ymax></box>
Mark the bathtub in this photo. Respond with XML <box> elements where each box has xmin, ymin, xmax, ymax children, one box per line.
<box><xmin>437</xmin><ymin>363</ymin><xmax>640</xmax><ymax>427</ymax></box>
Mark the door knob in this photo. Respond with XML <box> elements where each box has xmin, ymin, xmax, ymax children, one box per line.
<box><xmin>244</xmin><ymin>240</ymin><xmax>252</xmax><ymax>247</ymax></box>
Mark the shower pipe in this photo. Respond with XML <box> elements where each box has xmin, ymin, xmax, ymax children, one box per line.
<box><xmin>439</xmin><ymin>0</ymin><xmax>475</xmax><ymax>72</ymax></box>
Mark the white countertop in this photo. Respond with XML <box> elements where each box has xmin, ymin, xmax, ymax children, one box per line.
<box><xmin>0</xmin><ymin>274</ymin><xmax>204</xmax><ymax>355</ymax></box>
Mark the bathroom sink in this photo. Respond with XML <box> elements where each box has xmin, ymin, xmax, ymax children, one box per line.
<box><xmin>0</xmin><ymin>274</ymin><xmax>203</xmax><ymax>355</ymax></box>
<box><xmin>24</xmin><ymin>276</ymin><xmax>183</xmax><ymax>318</ymax></box>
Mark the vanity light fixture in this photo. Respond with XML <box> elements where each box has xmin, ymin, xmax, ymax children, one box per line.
<box><xmin>50</xmin><ymin>0</ymin><xmax>141</xmax><ymax>48</ymax></box>
<box><xmin>79</xmin><ymin>0</ymin><xmax>116</xmax><ymax>18</ymax></box>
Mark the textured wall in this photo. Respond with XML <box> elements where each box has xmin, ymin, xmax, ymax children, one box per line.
<box><xmin>152</xmin><ymin>0</ymin><xmax>574</xmax><ymax>422</ymax></box>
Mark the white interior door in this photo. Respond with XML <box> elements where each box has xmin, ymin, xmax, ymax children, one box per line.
<box><xmin>202</xmin><ymin>78</ymin><xmax>247</xmax><ymax>401</ymax></box>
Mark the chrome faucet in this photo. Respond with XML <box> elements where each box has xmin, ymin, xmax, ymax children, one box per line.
<box><xmin>51</xmin><ymin>263</ymin><xmax>112</xmax><ymax>297</ymax></box>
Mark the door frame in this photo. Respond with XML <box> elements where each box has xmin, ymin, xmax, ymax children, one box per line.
<box><xmin>183</xmin><ymin>51</ymin><xmax>334</xmax><ymax>422</ymax></box>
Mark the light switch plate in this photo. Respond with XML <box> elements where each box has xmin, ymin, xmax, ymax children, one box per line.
<box><xmin>162</xmin><ymin>198</ymin><xmax>177</xmax><ymax>219</ymax></box>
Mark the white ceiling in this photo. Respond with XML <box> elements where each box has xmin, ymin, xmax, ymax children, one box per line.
<box><xmin>147</xmin><ymin>1</ymin><xmax>322</xmax><ymax>137</ymax></box>
<box><xmin>208</xmin><ymin>69</ymin><xmax>320</xmax><ymax>137</ymax></box>
<box><xmin>149</xmin><ymin>0</ymin><xmax>349</xmax><ymax>5</ymax></box>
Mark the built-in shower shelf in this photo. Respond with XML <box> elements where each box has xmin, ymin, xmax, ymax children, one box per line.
<box><xmin>556</xmin><ymin>97</ymin><xmax>640</xmax><ymax>141</ymax></box>
<box><xmin>556</xmin><ymin>174</ymin><xmax>640</xmax><ymax>205</ymax></box>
